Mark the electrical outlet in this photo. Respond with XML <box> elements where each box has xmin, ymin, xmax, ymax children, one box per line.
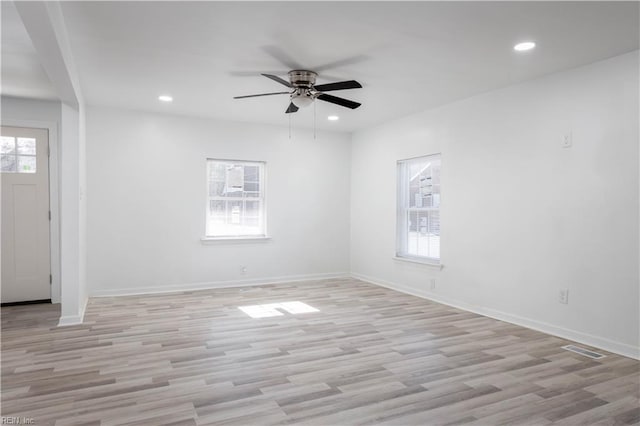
<box><xmin>430</xmin><ymin>278</ymin><xmax>436</xmax><ymax>291</ymax></box>
<box><xmin>562</xmin><ymin>132</ymin><xmax>572</xmax><ymax>148</ymax></box>
<box><xmin>559</xmin><ymin>289</ymin><xmax>569</xmax><ymax>304</ymax></box>
<box><xmin>240</xmin><ymin>265</ymin><xmax>247</xmax><ymax>275</ymax></box>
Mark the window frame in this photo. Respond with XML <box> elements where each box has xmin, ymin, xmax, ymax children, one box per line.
<box><xmin>204</xmin><ymin>158</ymin><xmax>267</xmax><ymax>240</ymax></box>
<box><xmin>396</xmin><ymin>153</ymin><xmax>441</xmax><ymax>264</ymax></box>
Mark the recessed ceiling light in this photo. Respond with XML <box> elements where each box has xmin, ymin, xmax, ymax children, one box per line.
<box><xmin>514</xmin><ymin>41</ymin><xmax>536</xmax><ymax>52</ymax></box>
<box><xmin>158</xmin><ymin>95</ymin><xmax>173</xmax><ymax>102</ymax></box>
<box><xmin>327</xmin><ymin>115</ymin><xmax>339</xmax><ymax>121</ymax></box>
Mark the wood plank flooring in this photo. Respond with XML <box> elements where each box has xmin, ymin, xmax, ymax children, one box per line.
<box><xmin>1</xmin><ymin>278</ymin><xmax>639</xmax><ymax>425</ymax></box>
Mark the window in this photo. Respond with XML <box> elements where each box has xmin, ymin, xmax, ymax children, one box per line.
<box><xmin>206</xmin><ymin>159</ymin><xmax>266</xmax><ymax>238</ymax></box>
<box><xmin>397</xmin><ymin>154</ymin><xmax>441</xmax><ymax>262</ymax></box>
<box><xmin>1</xmin><ymin>136</ymin><xmax>36</xmax><ymax>173</ymax></box>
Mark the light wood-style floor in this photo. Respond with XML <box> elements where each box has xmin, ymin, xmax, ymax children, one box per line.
<box><xmin>2</xmin><ymin>278</ymin><xmax>639</xmax><ymax>425</ymax></box>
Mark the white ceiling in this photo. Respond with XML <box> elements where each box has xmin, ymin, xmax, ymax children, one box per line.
<box><xmin>1</xmin><ymin>1</ymin><xmax>58</xmax><ymax>100</ymax></box>
<box><xmin>6</xmin><ymin>2</ymin><xmax>639</xmax><ymax>132</ymax></box>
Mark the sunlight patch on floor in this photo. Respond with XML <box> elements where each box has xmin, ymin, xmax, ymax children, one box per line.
<box><xmin>238</xmin><ymin>301</ymin><xmax>319</xmax><ymax>318</ymax></box>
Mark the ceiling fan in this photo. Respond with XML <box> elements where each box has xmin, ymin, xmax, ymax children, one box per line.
<box><xmin>234</xmin><ymin>70</ymin><xmax>362</xmax><ymax>114</ymax></box>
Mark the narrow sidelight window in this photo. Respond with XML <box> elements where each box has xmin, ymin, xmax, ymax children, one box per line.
<box><xmin>397</xmin><ymin>154</ymin><xmax>441</xmax><ymax>262</ymax></box>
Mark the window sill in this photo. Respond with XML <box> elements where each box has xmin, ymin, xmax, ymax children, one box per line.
<box><xmin>200</xmin><ymin>236</ymin><xmax>272</xmax><ymax>244</ymax></box>
<box><xmin>393</xmin><ymin>256</ymin><xmax>443</xmax><ymax>269</ymax></box>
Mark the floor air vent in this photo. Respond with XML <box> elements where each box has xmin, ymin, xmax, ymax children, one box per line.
<box><xmin>562</xmin><ymin>345</ymin><xmax>606</xmax><ymax>359</ymax></box>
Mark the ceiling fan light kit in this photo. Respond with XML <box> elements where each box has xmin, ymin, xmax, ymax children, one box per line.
<box><xmin>291</xmin><ymin>94</ymin><xmax>314</xmax><ymax>108</ymax></box>
<box><xmin>233</xmin><ymin>69</ymin><xmax>363</xmax><ymax>114</ymax></box>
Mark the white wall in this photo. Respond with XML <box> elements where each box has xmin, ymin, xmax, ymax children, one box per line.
<box><xmin>59</xmin><ymin>103</ymin><xmax>79</xmax><ymax>315</ymax></box>
<box><xmin>350</xmin><ymin>51</ymin><xmax>639</xmax><ymax>358</ymax></box>
<box><xmin>58</xmin><ymin>102</ymin><xmax>88</xmax><ymax>324</ymax></box>
<box><xmin>86</xmin><ymin>107</ymin><xmax>351</xmax><ymax>295</ymax></box>
<box><xmin>78</xmin><ymin>104</ymin><xmax>87</xmax><ymax>313</ymax></box>
<box><xmin>1</xmin><ymin>96</ymin><xmax>61</xmax><ymax>123</ymax></box>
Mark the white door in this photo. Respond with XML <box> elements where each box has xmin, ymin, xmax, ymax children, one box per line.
<box><xmin>1</xmin><ymin>126</ymin><xmax>51</xmax><ymax>303</ymax></box>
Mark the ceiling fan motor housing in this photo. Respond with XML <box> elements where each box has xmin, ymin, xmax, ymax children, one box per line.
<box><xmin>288</xmin><ymin>70</ymin><xmax>317</xmax><ymax>88</ymax></box>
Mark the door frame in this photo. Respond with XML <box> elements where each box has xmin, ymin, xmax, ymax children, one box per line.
<box><xmin>1</xmin><ymin>119</ymin><xmax>60</xmax><ymax>303</ymax></box>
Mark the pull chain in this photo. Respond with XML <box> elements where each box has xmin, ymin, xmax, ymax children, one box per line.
<box><xmin>289</xmin><ymin>111</ymin><xmax>291</xmax><ymax>139</ymax></box>
<box><xmin>313</xmin><ymin>100</ymin><xmax>317</xmax><ymax>140</ymax></box>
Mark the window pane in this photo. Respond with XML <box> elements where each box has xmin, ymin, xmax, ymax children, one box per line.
<box><xmin>426</xmin><ymin>210</ymin><xmax>440</xmax><ymax>258</ymax></box>
<box><xmin>429</xmin><ymin>161</ymin><xmax>441</xmax><ymax>208</ymax></box>
<box><xmin>244</xmin><ymin>165</ymin><xmax>258</xmax><ymax>181</ymax></box>
<box><xmin>1</xmin><ymin>154</ymin><xmax>16</xmax><ymax>172</ymax></box>
<box><xmin>407</xmin><ymin>210</ymin><xmax>440</xmax><ymax>258</ymax></box>
<box><xmin>206</xmin><ymin>159</ymin><xmax>265</xmax><ymax>237</ymax></box>
<box><xmin>1</xmin><ymin>137</ymin><xmax>15</xmax><ymax>154</ymax></box>
<box><xmin>245</xmin><ymin>200</ymin><xmax>260</xmax><ymax>227</ymax></box>
<box><xmin>409</xmin><ymin>172</ymin><xmax>421</xmax><ymax>208</ymax></box>
<box><xmin>409</xmin><ymin>159</ymin><xmax>439</xmax><ymax>208</ymax></box>
<box><xmin>207</xmin><ymin>199</ymin><xmax>264</xmax><ymax>236</ymax></box>
<box><xmin>209</xmin><ymin>200</ymin><xmax>225</xmax><ymax>220</ymax></box>
<box><xmin>244</xmin><ymin>182</ymin><xmax>259</xmax><ymax>193</ymax></box>
<box><xmin>229</xmin><ymin>200</ymin><xmax>242</xmax><ymax>224</ymax></box>
<box><xmin>416</xmin><ymin>210</ymin><xmax>427</xmax><ymax>256</ymax></box>
<box><xmin>18</xmin><ymin>156</ymin><xmax>36</xmax><ymax>173</ymax></box>
<box><xmin>210</xmin><ymin>163</ymin><xmax>258</xmax><ymax>197</ymax></box>
<box><xmin>17</xmin><ymin>138</ymin><xmax>36</xmax><ymax>155</ymax></box>
<box><xmin>209</xmin><ymin>162</ymin><xmax>225</xmax><ymax>180</ymax></box>
<box><xmin>209</xmin><ymin>180</ymin><xmax>225</xmax><ymax>197</ymax></box>
<box><xmin>225</xmin><ymin>165</ymin><xmax>244</xmax><ymax>194</ymax></box>
<box><xmin>407</xmin><ymin>210</ymin><xmax>419</xmax><ymax>256</ymax></box>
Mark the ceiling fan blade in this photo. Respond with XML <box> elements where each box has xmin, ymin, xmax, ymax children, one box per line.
<box><xmin>285</xmin><ymin>102</ymin><xmax>299</xmax><ymax>114</ymax></box>
<box><xmin>262</xmin><ymin>73</ymin><xmax>292</xmax><ymax>88</ymax></box>
<box><xmin>312</xmin><ymin>54</ymin><xmax>370</xmax><ymax>72</ymax></box>
<box><xmin>314</xmin><ymin>80</ymin><xmax>362</xmax><ymax>92</ymax></box>
<box><xmin>233</xmin><ymin>92</ymin><xmax>289</xmax><ymax>99</ymax></box>
<box><xmin>317</xmin><ymin>93</ymin><xmax>361</xmax><ymax>109</ymax></box>
<box><xmin>262</xmin><ymin>45</ymin><xmax>303</xmax><ymax>70</ymax></box>
<box><xmin>230</xmin><ymin>70</ymin><xmax>288</xmax><ymax>77</ymax></box>
<box><xmin>234</xmin><ymin>91</ymin><xmax>290</xmax><ymax>99</ymax></box>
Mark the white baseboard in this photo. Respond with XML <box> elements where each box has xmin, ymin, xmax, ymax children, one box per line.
<box><xmin>58</xmin><ymin>297</ymin><xmax>88</xmax><ymax>326</ymax></box>
<box><xmin>90</xmin><ymin>272</ymin><xmax>350</xmax><ymax>298</ymax></box>
<box><xmin>351</xmin><ymin>272</ymin><xmax>640</xmax><ymax>360</ymax></box>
